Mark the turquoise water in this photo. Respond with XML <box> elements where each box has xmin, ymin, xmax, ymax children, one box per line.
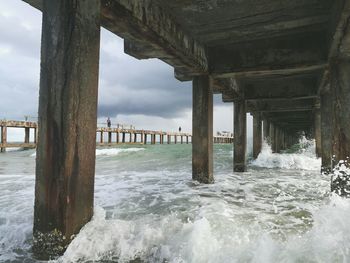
<box><xmin>1</xmin><ymin>142</ymin><xmax>349</xmax><ymax>262</ymax></box>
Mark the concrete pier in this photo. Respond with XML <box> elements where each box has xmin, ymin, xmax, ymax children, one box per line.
<box><xmin>16</xmin><ymin>0</ymin><xmax>350</xmax><ymax>256</ymax></box>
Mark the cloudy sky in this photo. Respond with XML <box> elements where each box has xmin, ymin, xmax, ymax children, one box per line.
<box><xmin>0</xmin><ymin>0</ymin><xmax>250</xmax><ymax>140</ymax></box>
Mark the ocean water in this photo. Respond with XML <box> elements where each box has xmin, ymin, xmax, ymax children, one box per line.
<box><xmin>1</xmin><ymin>140</ymin><xmax>350</xmax><ymax>263</ymax></box>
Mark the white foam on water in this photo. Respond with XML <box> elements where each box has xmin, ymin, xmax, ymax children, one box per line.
<box><xmin>95</xmin><ymin>147</ymin><xmax>145</xmax><ymax>156</ymax></box>
<box><xmin>30</xmin><ymin>147</ymin><xmax>145</xmax><ymax>158</ymax></box>
<box><xmin>251</xmin><ymin>138</ymin><xmax>321</xmax><ymax>171</ymax></box>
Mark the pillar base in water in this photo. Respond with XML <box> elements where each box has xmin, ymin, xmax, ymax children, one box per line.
<box><xmin>234</xmin><ymin>164</ymin><xmax>246</xmax><ymax>172</ymax></box>
<box><xmin>33</xmin><ymin>230</ymin><xmax>70</xmax><ymax>260</ymax></box>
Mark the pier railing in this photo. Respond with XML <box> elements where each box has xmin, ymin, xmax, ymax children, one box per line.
<box><xmin>0</xmin><ymin>120</ymin><xmax>233</xmax><ymax>151</ymax></box>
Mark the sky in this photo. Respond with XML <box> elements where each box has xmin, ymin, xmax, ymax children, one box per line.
<box><xmin>0</xmin><ymin>0</ymin><xmax>252</xmax><ymax>141</ymax></box>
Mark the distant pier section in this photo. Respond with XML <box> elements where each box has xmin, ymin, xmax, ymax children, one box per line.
<box><xmin>0</xmin><ymin>120</ymin><xmax>233</xmax><ymax>151</ymax></box>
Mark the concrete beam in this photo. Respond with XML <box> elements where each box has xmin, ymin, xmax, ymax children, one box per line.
<box><xmin>209</xmin><ymin>33</ymin><xmax>327</xmax><ymax>78</ymax></box>
<box><xmin>33</xmin><ymin>0</ymin><xmax>100</xmax><ymax>259</ymax></box>
<box><xmin>192</xmin><ymin>75</ymin><xmax>213</xmax><ymax>183</ymax></box>
<box><xmin>22</xmin><ymin>0</ymin><xmax>208</xmax><ymax>80</ymax></box>
<box><xmin>247</xmin><ymin>98</ymin><xmax>316</xmax><ymax>113</ymax></box>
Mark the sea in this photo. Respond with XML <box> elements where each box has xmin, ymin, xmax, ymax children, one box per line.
<box><xmin>1</xmin><ymin>138</ymin><xmax>350</xmax><ymax>263</ymax></box>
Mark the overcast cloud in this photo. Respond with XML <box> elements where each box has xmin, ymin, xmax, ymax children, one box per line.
<box><xmin>0</xmin><ymin>0</ymin><xmax>239</xmax><ymax>136</ymax></box>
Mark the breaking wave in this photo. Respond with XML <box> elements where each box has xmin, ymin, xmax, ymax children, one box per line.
<box><xmin>251</xmin><ymin>138</ymin><xmax>321</xmax><ymax>171</ymax></box>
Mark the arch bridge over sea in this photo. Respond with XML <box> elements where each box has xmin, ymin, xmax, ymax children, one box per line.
<box><xmin>15</xmin><ymin>0</ymin><xmax>350</xmax><ymax>259</ymax></box>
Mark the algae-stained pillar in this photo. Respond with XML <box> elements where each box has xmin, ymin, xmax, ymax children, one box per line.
<box><xmin>320</xmin><ymin>87</ymin><xmax>333</xmax><ymax>173</ymax></box>
<box><xmin>253</xmin><ymin>113</ymin><xmax>262</xmax><ymax>159</ymax></box>
<box><xmin>270</xmin><ymin>122</ymin><xmax>275</xmax><ymax>151</ymax></box>
<box><xmin>234</xmin><ymin>98</ymin><xmax>246</xmax><ymax>172</ymax></box>
<box><xmin>314</xmin><ymin>108</ymin><xmax>322</xmax><ymax>158</ymax></box>
<box><xmin>108</xmin><ymin>131</ymin><xmax>112</xmax><ymax>143</ymax></box>
<box><xmin>329</xmin><ymin>60</ymin><xmax>350</xmax><ymax>195</ymax></box>
<box><xmin>33</xmin><ymin>0</ymin><xmax>101</xmax><ymax>259</ymax></box>
<box><xmin>192</xmin><ymin>75</ymin><xmax>214</xmax><ymax>183</ymax></box>
<box><xmin>100</xmin><ymin>131</ymin><xmax>104</xmax><ymax>143</ymax></box>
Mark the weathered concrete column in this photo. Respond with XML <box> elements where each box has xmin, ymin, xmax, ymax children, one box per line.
<box><xmin>263</xmin><ymin>118</ymin><xmax>270</xmax><ymax>143</ymax></box>
<box><xmin>100</xmin><ymin>131</ymin><xmax>103</xmax><ymax>143</ymax></box>
<box><xmin>329</xmin><ymin>61</ymin><xmax>350</xmax><ymax>195</ymax></box>
<box><xmin>34</xmin><ymin>127</ymin><xmax>37</xmax><ymax>144</ymax></box>
<box><xmin>144</xmin><ymin>134</ymin><xmax>147</xmax><ymax>144</ymax></box>
<box><xmin>314</xmin><ymin>108</ymin><xmax>322</xmax><ymax>158</ymax></box>
<box><xmin>181</xmin><ymin>136</ymin><xmax>183</xmax><ymax>144</ymax></box>
<box><xmin>140</xmin><ymin>132</ymin><xmax>144</xmax><ymax>144</ymax></box>
<box><xmin>122</xmin><ymin>133</ymin><xmax>126</xmax><ymax>143</ymax></box>
<box><xmin>270</xmin><ymin>122</ymin><xmax>275</xmax><ymax>151</ymax></box>
<box><xmin>33</xmin><ymin>0</ymin><xmax>101</xmax><ymax>259</ymax></box>
<box><xmin>234</xmin><ymin>98</ymin><xmax>246</xmax><ymax>172</ymax></box>
<box><xmin>321</xmin><ymin>88</ymin><xmax>333</xmax><ymax>173</ymax></box>
<box><xmin>192</xmin><ymin>75</ymin><xmax>214</xmax><ymax>183</ymax></box>
<box><xmin>108</xmin><ymin>131</ymin><xmax>112</xmax><ymax>143</ymax></box>
<box><xmin>253</xmin><ymin>113</ymin><xmax>262</xmax><ymax>159</ymax></box>
<box><xmin>186</xmin><ymin>136</ymin><xmax>189</xmax><ymax>144</ymax></box>
<box><xmin>129</xmin><ymin>133</ymin><xmax>133</xmax><ymax>143</ymax></box>
<box><xmin>1</xmin><ymin>125</ymin><xmax>7</xmax><ymax>152</ymax></box>
<box><xmin>134</xmin><ymin>133</ymin><xmax>137</xmax><ymax>143</ymax></box>
<box><xmin>25</xmin><ymin>127</ymin><xmax>30</xmax><ymax>144</ymax></box>
<box><xmin>167</xmin><ymin>135</ymin><xmax>170</xmax><ymax>144</ymax></box>
<box><xmin>116</xmin><ymin>132</ymin><xmax>119</xmax><ymax>143</ymax></box>
<box><xmin>174</xmin><ymin>135</ymin><xmax>177</xmax><ymax>144</ymax></box>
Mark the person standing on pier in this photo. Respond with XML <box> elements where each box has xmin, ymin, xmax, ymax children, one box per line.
<box><xmin>107</xmin><ymin>117</ymin><xmax>111</xmax><ymax>128</ymax></box>
<box><xmin>179</xmin><ymin>126</ymin><xmax>182</xmax><ymax>132</ymax></box>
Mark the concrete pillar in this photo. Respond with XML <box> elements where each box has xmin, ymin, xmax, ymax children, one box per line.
<box><xmin>321</xmin><ymin>87</ymin><xmax>333</xmax><ymax>173</ymax></box>
<box><xmin>234</xmin><ymin>99</ymin><xmax>246</xmax><ymax>172</ymax></box>
<box><xmin>314</xmin><ymin>109</ymin><xmax>322</xmax><ymax>158</ymax></box>
<box><xmin>270</xmin><ymin>123</ymin><xmax>275</xmax><ymax>152</ymax></box>
<box><xmin>329</xmin><ymin>61</ymin><xmax>350</xmax><ymax>195</ymax></box>
<box><xmin>116</xmin><ymin>132</ymin><xmax>119</xmax><ymax>144</ymax></box>
<box><xmin>174</xmin><ymin>135</ymin><xmax>177</xmax><ymax>144</ymax></box>
<box><xmin>100</xmin><ymin>131</ymin><xmax>103</xmax><ymax>143</ymax></box>
<box><xmin>263</xmin><ymin>118</ymin><xmax>270</xmax><ymax>143</ymax></box>
<box><xmin>34</xmin><ymin>127</ymin><xmax>37</xmax><ymax>144</ymax></box>
<box><xmin>181</xmin><ymin>136</ymin><xmax>183</xmax><ymax>144</ymax></box>
<box><xmin>253</xmin><ymin>114</ymin><xmax>262</xmax><ymax>159</ymax></box>
<box><xmin>192</xmin><ymin>75</ymin><xmax>213</xmax><ymax>183</ymax></box>
<box><xmin>1</xmin><ymin>125</ymin><xmax>7</xmax><ymax>152</ymax></box>
<box><xmin>144</xmin><ymin>134</ymin><xmax>147</xmax><ymax>144</ymax></box>
<box><xmin>275</xmin><ymin>126</ymin><xmax>280</xmax><ymax>153</ymax></box>
<box><xmin>25</xmin><ymin>127</ymin><xmax>30</xmax><ymax>144</ymax></box>
<box><xmin>108</xmin><ymin>132</ymin><xmax>112</xmax><ymax>143</ymax></box>
<box><xmin>33</xmin><ymin>0</ymin><xmax>101</xmax><ymax>259</ymax></box>
<box><xmin>129</xmin><ymin>133</ymin><xmax>132</xmax><ymax>143</ymax></box>
<box><xmin>122</xmin><ymin>133</ymin><xmax>125</xmax><ymax>143</ymax></box>
<box><xmin>167</xmin><ymin>135</ymin><xmax>170</xmax><ymax>144</ymax></box>
<box><xmin>134</xmin><ymin>133</ymin><xmax>137</xmax><ymax>143</ymax></box>
<box><xmin>186</xmin><ymin>136</ymin><xmax>189</xmax><ymax>144</ymax></box>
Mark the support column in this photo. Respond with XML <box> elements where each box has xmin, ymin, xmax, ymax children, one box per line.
<box><xmin>167</xmin><ymin>135</ymin><xmax>170</xmax><ymax>144</ymax></box>
<box><xmin>253</xmin><ymin>113</ymin><xmax>262</xmax><ymax>159</ymax></box>
<box><xmin>1</xmin><ymin>125</ymin><xmax>7</xmax><ymax>152</ymax></box>
<box><xmin>181</xmin><ymin>136</ymin><xmax>183</xmax><ymax>144</ymax></box>
<box><xmin>192</xmin><ymin>75</ymin><xmax>213</xmax><ymax>183</ymax></box>
<box><xmin>234</xmin><ymin>98</ymin><xmax>246</xmax><ymax>172</ymax></box>
<box><xmin>108</xmin><ymin>131</ymin><xmax>112</xmax><ymax>144</ymax></box>
<box><xmin>314</xmin><ymin>108</ymin><xmax>322</xmax><ymax>158</ymax></box>
<box><xmin>174</xmin><ymin>135</ymin><xmax>177</xmax><ymax>144</ymax></box>
<box><xmin>122</xmin><ymin>133</ymin><xmax>125</xmax><ymax>143</ymax></box>
<box><xmin>321</xmin><ymin>89</ymin><xmax>332</xmax><ymax>172</ymax></box>
<box><xmin>186</xmin><ymin>136</ymin><xmax>189</xmax><ymax>144</ymax></box>
<box><xmin>25</xmin><ymin>127</ymin><xmax>30</xmax><ymax>144</ymax></box>
<box><xmin>33</xmin><ymin>0</ymin><xmax>101</xmax><ymax>259</ymax></box>
<box><xmin>329</xmin><ymin>61</ymin><xmax>350</xmax><ymax>195</ymax></box>
<box><xmin>100</xmin><ymin>131</ymin><xmax>103</xmax><ymax>144</ymax></box>
<box><xmin>263</xmin><ymin>118</ymin><xmax>270</xmax><ymax>143</ymax></box>
<box><xmin>116</xmin><ymin>132</ymin><xmax>119</xmax><ymax>144</ymax></box>
<box><xmin>129</xmin><ymin>133</ymin><xmax>132</xmax><ymax>143</ymax></box>
<box><xmin>144</xmin><ymin>134</ymin><xmax>147</xmax><ymax>144</ymax></box>
<box><xmin>34</xmin><ymin>127</ymin><xmax>37</xmax><ymax>144</ymax></box>
<box><xmin>134</xmin><ymin>133</ymin><xmax>137</xmax><ymax>143</ymax></box>
<box><xmin>270</xmin><ymin>123</ymin><xmax>275</xmax><ymax>152</ymax></box>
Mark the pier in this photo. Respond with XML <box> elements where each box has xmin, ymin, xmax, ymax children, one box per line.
<box><xmin>0</xmin><ymin>120</ymin><xmax>233</xmax><ymax>151</ymax></box>
<box><xmin>15</xmin><ymin>0</ymin><xmax>350</xmax><ymax>258</ymax></box>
